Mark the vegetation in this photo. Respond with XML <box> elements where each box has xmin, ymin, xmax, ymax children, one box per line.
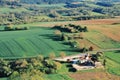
<box><xmin>0</xmin><ymin>27</ymin><xmax>79</xmax><ymax>59</ymax></box>
<box><xmin>0</xmin><ymin>0</ymin><xmax>120</xmax><ymax>25</ymax></box>
<box><xmin>0</xmin><ymin>55</ymin><xmax>63</xmax><ymax>80</ymax></box>
<box><xmin>0</xmin><ymin>0</ymin><xmax>120</xmax><ymax>80</ymax></box>
<box><xmin>4</xmin><ymin>24</ymin><xmax>29</xmax><ymax>31</ymax></box>
<box><xmin>53</xmin><ymin>24</ymin><xmax>88</xmax><ymax>33</ymax></box>
<box><xmin>105</xmin><ymin>51</ymin><xmax>120</xmax><ymax>76</ymax></box>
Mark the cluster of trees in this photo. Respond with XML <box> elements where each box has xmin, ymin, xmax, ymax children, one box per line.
<box><xmin>53</xmin><ymin>24</ymin><xmax>88</xmax><ymax>49</ymax></box>
<box><xmin>0</xmin><ymin>55</ymin><xmax>62</xmax><ymax>79</ymax></box>
<box><xmin>20</xmin><ymin>0</ymin><xmax>75</xmax><ymax>4</ymax></box>
<box><xmin>0</xmin><ymin>0</ymin><xmax>120</xmax><ymax>25</ymax></box>
<box><xmin>53</xmin><ymin>24</ymin><xmax>94</xmax><ymax>52</ymax></box>
<box><xmin>4</xmin><ymin>24</ymin><xmax>29</xmax><ymax>31</ymax></box>
<box><xmin>65</xmin><ymin>2</ymin><xmax>88</xmax><ymax>8</ymax></box>
<box><xmin>0</xmin><ymin>0</ymin><xmax>21</xmax><ymax>7</ymax></box>
<box><xmin>96</xmin><ymin>2</ymin><xmax>113</xmax><ymax>7</ymax></box>
<box><xmin>53</xmin><ymin>24</ymin><xmax>88</xmax><ymax>33</ymax></box>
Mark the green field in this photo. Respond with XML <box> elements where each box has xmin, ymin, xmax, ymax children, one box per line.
<box><xmin>84</xmin><ymin>30</ymin><xmax>120</xmax><ymax>49</ymax></box>
<box><xmin>44</xmin><ymin>74</ymin><xmax>73</xmax><ymax>80</ymax></box>
<box><xmin>0</xmin><ymin>27</ymin><xmax>75</xmax><ymax>59</ymax></box>
<box><xmin>0</xmin><ymin>7</ymin><xmax>28</xmax><ymax>13</ymax></box>
<box><xmin>105</xmin><ymin>51</ymin><xmax>120</xmax><ymax>76</ymax></box>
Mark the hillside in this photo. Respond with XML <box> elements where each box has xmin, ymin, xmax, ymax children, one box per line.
<box><xmin>19</xmin><ymin>0</ymin><xmax>120</xmax><ymax>4</ymax></box>
<box><xmin>0</xmin><ymin>0</ymin><xmax>120</xmax><ymax>25</ymax></box>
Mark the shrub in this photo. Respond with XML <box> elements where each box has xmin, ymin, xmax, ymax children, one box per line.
<box><xmin>49</xmin><ymin>52</ymin><xmax>56</xmax><ymax>59</ymax></box>
<box><xmin>60</xmin><ymin>52</ymin><xmax>66</xmax><ymax>58</ymax></box>
<box><xmin>4</xmin><ymin>26</ymin><xmax>14</xmax><ymax>31</ymax></box>
<box><xmin>23</xmin><ymin>26</ymin><xmax>29</xmax><ymax>30</ymax></box>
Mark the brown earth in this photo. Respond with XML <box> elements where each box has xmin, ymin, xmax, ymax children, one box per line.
<box><xmin>77</xmin><ymin>39</ymin><xmax>100</xmax><ymax>50</ymax></box>
<box><xmin>86</xmin><ymin>24</ymin><xmax>120</xmax><ymax>42</ymax></box>
<box><xmin>38</xmin><ymin>17</ymin><xmax>120</xmax><ymax>27</ymax></box>
<box><xmin>69</xmin><ymin>71</ymin><xmax>120</xmax><ymax>80</ymax></box>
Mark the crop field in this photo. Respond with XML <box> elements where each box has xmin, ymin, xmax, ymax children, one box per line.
<box><xmin>0</xmin><ymin>17</ymin><xmax>119</xmax><ymax>59</ymax></box>
<box><xmin>0</xmin><ymin>7</ymin><xmax>29</xmax><ymax>13</ymax></box>
<box><xmin>0</xmin><ymin>27</ymin><xmax>75</xmax><ymax>59</ymax></box>
<box><xmin>0</xmin><ymin>17</ymin><xmax>120</xmax><ymax>79</ymax></box>
<box><xmin>105</xmin><ymin>51</ymin><xmax>120</xmax><ymax>76</ymax></box>
<box><xmin>12</xmin><ymin>17</ymin><xmax>120</xmax><ymax>50</ymax></box>
<box><xmin>44</xmin><ymin>74</ymin><xmax>73</xmax><ymax>80</ymax></box>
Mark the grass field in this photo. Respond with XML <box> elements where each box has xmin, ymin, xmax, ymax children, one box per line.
<box><xmin>105</xmin><ymin>51</ymin><xmax>120</xmax><ymax>76</ymax></box>
<box><xmin>0</xmin><ymin>7</ymin><xmax>28</xmax><ymax>13</ymax></box>
<box><xmin>0</xmin><ymin>17</ymin><xmax>120</xmax><ymax>79</ymax></box>
<box><xmin>0</xmin><ymin>17</ymin><xmax>119</xmax><ymax>59</ymax></box>
<box><xmin>44</xmin><ymin>74</ymin><xmax>73</xmax><ymax>80</ymax></box>
<box><xmin>0</xmin><ymin>27</ymin><xmax>76</xmax><ymax>59</ymax></box>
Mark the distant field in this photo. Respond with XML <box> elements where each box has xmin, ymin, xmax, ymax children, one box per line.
<box><xmin>36</xmin><ymin>3</ymin><xmax>66</xmax><ymax>8</ymax></box>
<box><xmin>0</xmin><ymin>7</ymin><xmax>28</xmax><ymax>13</ymax></box>
<box><xmin>0</xmin><ymin>27</ymin><xmax>75</xmax><ymax>59</ymax></box>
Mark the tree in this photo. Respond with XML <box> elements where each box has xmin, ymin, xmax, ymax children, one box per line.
<box><xmin>4</xmin><ymin>24</ymin><xmax>14</xmax><ymax>31</ymax></box>
<box><xmin>89</xmin><ymin>46</ymin><xmax>93</xmax><ymax>51</ymax></box>
<box><xmin>82</xmin><ymin>47</ymin><xmax>88</xmax><ymax>53</ymax></box>
<box><xmin>1</xmin><ymin>66</ymin><xmax>12</xmax><ymax>77</ymax></box>
<box><xmin>37</xmin><ymin>55</ymin><xmax>44</xmax><ymax>62</ymax></box>
<box><xmin>83</xmin><ymin>26</ymin><xmax>88</xmax><ymax>32</ymax></box>
<box><xmin>60</xmin><ymin>52</ymin><xmax>66</xmax><ymax>58</ymax></box>
<box><xmin>20</xmin><ymin>70</ymin><xmax>43</xmax><ymax>80</ymax></box>
<box><xmin>61</xmin><ymin>34</ymin><xmax>68</xmax><ymax>41</ymax></box>
<box><xmin>103</xmin><ymin>59</ymin><xmax>106</xmax><ymax>67</ymax></box>
<box><xmin>20</xmin><ymin>59</ymin><xmax>28</xmax><ymax>68</ymax></box>
<box><xmin>53</xmin><ymin>62</ymin><xmax>62</xmax><ymax>70</ymax></box>
<box><xmin>54</xmin><ymin>30</ymin><xmax>62</xmax><ymax>40</ymax></box>
<box><xmin>9</xmin><ymin>71</ymin><xmax>19</xmax><ymax>80</ymax></box>
<box><xmin>79</xmin><ymin>32</ymin><xmax>84</xmax><ymax>39</ymax></box>
<box><xmin>49</xmin><ymin>10</ymin><xmax>59</xmax><ymax>18</ymax></box>
<box><xmin>49</xmin><ymin>52</ymin><xmax>56</xmax><ymax>59</ymax></box>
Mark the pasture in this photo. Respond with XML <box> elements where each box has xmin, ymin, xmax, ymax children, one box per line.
<box><xmin>44</xmin><ymin>74</ymin><xmax>73</xmax><ymax>80</ymax></box>
<box><xmin>0</xmin><ymin>18</ymin><xmax>120</xmax><ymax>79</ymax></box>
<box><xmin>0</xmin><ymin>27</ymin><xmax>75</xmax><ymax>59</ymax></box>
<box><xmin>0</xmin><ymin>17</ymin><xmax>120</xmax><ymax>59</ymax></box>
<box><xmin>105</xmin><ymin>51</ymin><xmax>120</xmax><ymax>76</ymax></box>
<box><xmin>0</xmin><ymin>7</ymin><xmax>28</xmax><ymax>13</ymax></box>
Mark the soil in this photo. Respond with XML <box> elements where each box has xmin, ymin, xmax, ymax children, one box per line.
<box><xmin>69</xmin><ymin>71</ymin><xmax>120</xmax><ymax>80</ymax></box>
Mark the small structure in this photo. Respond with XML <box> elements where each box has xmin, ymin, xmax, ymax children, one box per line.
<box><xmin>54</xmin><ymin>53</ymin><xmax>104</xmax><ymax>70</ymax></box>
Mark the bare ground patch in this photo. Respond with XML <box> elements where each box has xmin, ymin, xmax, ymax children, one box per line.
<box><xmin>69</xmin><ymin>71</ymin><xmax>120</xmax><ymax>80</ymax></box>
<box><xmin>36</xmin><ymin>17</ymin><xmax>120</xmax><ymax>27</ymax></box>
<box><xmin>77</xmin><ymin>39</ymin><xmax>100</xmax><ymax>50</ymax></box>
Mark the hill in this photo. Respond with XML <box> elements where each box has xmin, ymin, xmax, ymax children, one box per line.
<box><xmin>20</xmin><ymin>0</ymin><xmax>75</xmax><ymax>4</ymax></box>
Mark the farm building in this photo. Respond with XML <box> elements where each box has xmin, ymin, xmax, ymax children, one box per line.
<box><xmin>54</xmin><ymin>53</ymin><xmax>104</xmax><ymax>70</ymax></box>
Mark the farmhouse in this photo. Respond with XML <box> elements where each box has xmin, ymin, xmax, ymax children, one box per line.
<box><xmin>54</xmin><ymin>53</ymin><xmax>104</xmax><ymax>70</ymax></box>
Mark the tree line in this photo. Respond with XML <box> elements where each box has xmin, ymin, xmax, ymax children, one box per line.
<box><xmin>0</xmin><ymin>53</ymin><xmax>63</xmax><ymax>80</ymax></box>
